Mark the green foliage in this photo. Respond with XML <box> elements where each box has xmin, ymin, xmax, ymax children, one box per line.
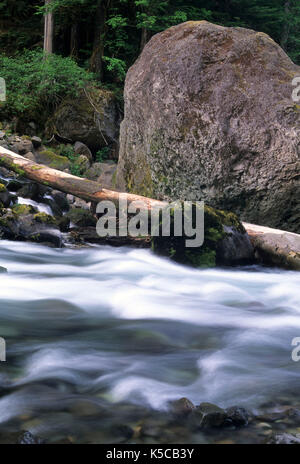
<box><xmin>0</xmin><ymin>49</ymin><xmax>94</xmax><ymax>121</ymax></box>
<box><xmin>96</xmin><ymin>146</ymin><xmax>111</xmax><ymax>163</ymax></box>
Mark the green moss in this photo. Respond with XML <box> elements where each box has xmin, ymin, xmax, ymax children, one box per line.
<box><xmin>12</xmin><ymin>204</ymin><xmax>35</xmax><ymax>216</ymax></box>
<box><xmin>152</xmin><ymin>203</ymin><xmax>245</xmax><ymax>268</ymax></box>
<box><xmin>33</xmin><ymin>212</ymin><xmax>56</xmax><ymax>224</ymax></box>
<box><xmin>36</xmin><ymin>150</ymin><xmax>70</xmax><ymax>171</ymax></box>
<box><xmin>0</xmin><ymin>183</ymin><xmax>6</xmax><ymax>193</ymax></box>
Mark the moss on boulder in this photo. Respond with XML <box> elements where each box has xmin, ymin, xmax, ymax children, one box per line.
<box><xmin>152</xmin><ymin>203</ymin><xmax>254</xmax><ymax>268</ymax></box>
<box><xmin>35</xmin><ymin>150</ymin><xmax>70</xmax><ymax>171</ymax></box>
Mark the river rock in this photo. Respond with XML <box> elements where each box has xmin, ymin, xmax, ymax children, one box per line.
<box><xmin>225</xmin><ymin>406</ymin><xmax>250</xmax><ymax>426</ymax></box>
<box><xmin>117</xmin><ymin>21</ymin><xmax>300</xmax><ymax>233</ymax></box>
<box><xmin>46</xmin><ymin>88</ymin><xmax>121</xmax><ymax>152</ymax></box>
<box><xmin>191</xmin><ymin>402</ymin><xmax>227</xmax><ymax>429</ymax></box>
<box><xmin>267</xmin><ymin>433</ymin><xmax>300</xmax><ymax>444</ymax></box>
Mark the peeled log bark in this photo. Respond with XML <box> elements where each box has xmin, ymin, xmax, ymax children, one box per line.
<box><xmin>0</xmin><ymin>148</ymin><xmax>165</xmax><ymax>210</ymax></box>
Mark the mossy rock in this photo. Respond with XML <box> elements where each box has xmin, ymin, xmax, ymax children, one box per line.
<box><xmin>65</xmin><ymin>208</ymin><xmax>96</xmax><ymax>227</ymax></box>
<box><xmin>0</xmin><ymin>183</ymin><xmax>6</xmax><ymax>193</ymax></box>
<box><xmin>12</xmin><ymin>204</ymin><xmax>36</xmax><ymax>216</ymax></box>
<box><xmin>33</xmin><ymin>212</ymin><xmax>56</xmax><ymax>225</ymax></box>
<box><xmin>151</xmin><ymin>203</ymin><xmax>253</xmax><ymax>268</ymax></box>
<box><xmin>35</xmin><ymin>150</ymin><xmax>70</xmax><ymax>171</ymax></box>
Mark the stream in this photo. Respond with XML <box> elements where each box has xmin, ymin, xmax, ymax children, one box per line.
<box><xmin>0</xmin><ymin>239</ymin><xmax>300</xmax><ymax>443</ymax></box>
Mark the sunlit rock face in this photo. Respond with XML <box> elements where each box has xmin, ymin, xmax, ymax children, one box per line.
<box><xmin>117</xmin><ymin>21</ymin><xmax>300</xmax><ymax>232</ymax></box>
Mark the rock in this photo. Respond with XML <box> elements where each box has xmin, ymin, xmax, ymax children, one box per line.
<box><xmin>225</xmin><ymin>406</ymin><xmax>250</xmax><ymax>426</ymax></box>
<box><xmin>74</xmin><ymin>141</ymin><xmax>93</xmax><ymax>163</ymax></box>
<box><xmin>85</xmin><ymin>162</ymin><xmax>117</xmax><ymax>189</ymax></box>
<box><xmin>34</xmin><ymin>149</ymin><xmax>70</xmax><ymax>171</ymax></box>
<box><xmin>85</xmin><ymin>162</ymin><xmax>103</xmax><ymax>181</ymax></box>
<box><xmin>31</xmin><ymin>136</ymin><xmax>42</xmax><ymax>148</ymax></box>
<box><xmin>12</xmin><ymin>138</ymin><xmax>33</xmax><ymax>155</ymax></box>
<box><xmin>0</xmin><ymin>203</ymin><xmax>61</xmax><ymax>246</ymax></box>
<box><xmin>244</xmin><ymin>222</ymin><xmax>300</xmax><ymax>270</ymax></box>
<box><xmin>46</xmin><ymin>88</ymin><xmax>121</xmax><ymax>153</ymax></box>
<box><xmin>24</xmin><ymin>151</ymin><xmax>36</xmax><ymax>162</ymax></box>
<box><xmin>117</xmin><ymin>21</ymin><xmax>300</xmax><ymax>233</ymax></box>
<box><xmin>76</xmin><ymin>154</ymin><xmax>91</xmax><ymax>174</ymax></box>
<box><xmin>51</xmin><ymin>190</ymin><xmax>70</xmax><ymax>212</ymax></box>
<box><xmin>0</xmin><ymin>183</ymin><xmax>12</xmax><ymax>207</ymax></box>
<box><xmin>169</xmin><ymin>397</ymin><xmax>195</xmax><ymax>417</ymax></box>
<box><xmin>65</xmin><ymin>208</ymin><xmax>96</xmax><ymax>227</ymax></box>
<box><xmin>0</xmin><ymin>430</ymin><xmax>44</xmax><ymax>444</ymax></box>
<box><xmin>191</xmin><ymin>402</ymin><xmax>227</xmax><ymax>429</ymax></box>
<box><xmin>152</xmin><ymin>203</ymin><xmax>254</xmax><ymax>267</ymax></box>
<box><xmin>0</xmin><ymin>266</ymin><xmax>7</xmax><ymax>273</ymax></box>
<box><xmin>267</xmin><ymin>433</ymin><xmax>300</xmax><ymax>444</ymax></box>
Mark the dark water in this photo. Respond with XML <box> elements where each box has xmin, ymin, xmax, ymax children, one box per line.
<box><xmin>0</xmin><ymin>240</ymin><xmax>300</xmax><ymax>443</ymax></box>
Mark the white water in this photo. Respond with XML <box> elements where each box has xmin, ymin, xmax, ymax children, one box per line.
<box><xmin>0</xmin><ymin>240</ymin><xmax>299</xmax><ymax>439</ymax></box>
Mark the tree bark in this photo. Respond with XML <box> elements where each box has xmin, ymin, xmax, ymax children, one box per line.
<box><xmin>0</xmin><ymin>148</ymin><xmax>165</xmax><ymax>211</ymax></box>
<box><xmin>70</xmin><ymin>21</ymin><xmax>79</xmax><ymax>58</ymax></box>
<box><xmin>90</xmin><ymin>0</ymin><xmax>110</xmax><ymax>80</ymax></box>
<box><xmin>44</xmin><ymin>0</ymin><xmax>54</xmax><ymax>54</ymax></box>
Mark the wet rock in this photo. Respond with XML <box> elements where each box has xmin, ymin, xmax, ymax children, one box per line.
<box><xmin>267</xmin><ymin>433</ymin><xmax>300</xmax><ymax>444</ymax></box>
<box><xmin>0</xmin><ymin>183</ymin><xmax>12</xmax><ymax>208</ymax></box>
<box><xmin>225</xmin><ymin>406</ymin><xmax>250</xmax><ymax>427</ymax></box>
<box><xmin>65</xmin><ymin>208</ymin><xmax>96</xmax><ymax>227</ymax></box>
<box><xmin>0</xmin><ymin>430</ymin><xmax>44</xmax><ymax>444</ymax></box>
<box><xmin>169</xmin><ymin>397</ymin><xmax>195</xmax><ymax>417</ymax></box>
<box><xmin>152</xmin><ymin>203</ymin><xmax>254</xmax><ymax>267</ymax></box>
<box><xmin>191</xmin><ymin>402</ymin><xmax>227</xmax><ymax>429</ymax></box>
<box><xmin>0</xmin><ymin>266</ymin><xmax>7</xmax><ymax>273</ymax></box>
<box><xmin>51</xmin><ymin>190</ymin><xmax>70</xmax><ymax>212</ymax></box>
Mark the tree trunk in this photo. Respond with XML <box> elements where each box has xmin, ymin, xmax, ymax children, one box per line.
<box><xmin>44</xmin><ymin>0</ymin><xmax>54</xmax><ymax>54</ymax></box>
<box><xmin>281</xmin><ymin>0</ymin><xmax>291</xmax><ymax>51</ymax></box>
<box><xmin>140</xmin><ymin>28</ymin><xmax>149</xmax><ymax>52</ymax></box>
<box><xmin>0</xmin><ymin>148</ymin><xmax>165</xmax><ymax>211</ymax></box>
<box><xmin>70</xmin><ymin>21</ymin><xmax>79</xmax><ymax>58</ymax></box>
<box><xmin>90</xmin><ymin>0</ymin><xmax>110</xmax><ymax>80</ymax></box>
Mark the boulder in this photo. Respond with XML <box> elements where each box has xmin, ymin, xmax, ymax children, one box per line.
<box><xmin>85</xmin><ymin>162</ymin><xmax>117</xmax><ymax>189</ymax></box>
<box><xmin>117</xmin><ymin>21</ymin><xmax>300</xmax><ymax>233</ymax></box>
<box><xmin>152</xmin><ymin>204</ymin><xmax>254</xmax><ymax>267</ymax></box>
<box><xmin>34</xmin><ymin>149</ymin><xmax>70</xmax><ymax>171</ymax></box>
<box><xmin>191</xmin><ymin>402</ymin><xmax>227</xmax><ymax>429</ymax></box>
<box><xmin>46</xmin><ymin>88</ymin><xmax>121</xmax><ymax>153</ymax></box>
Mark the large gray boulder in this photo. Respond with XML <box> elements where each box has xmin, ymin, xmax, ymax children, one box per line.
<box><xmin>117</xmin><ymin>21</ymin><xmax>300</xmax><ymax>232</ymax></box>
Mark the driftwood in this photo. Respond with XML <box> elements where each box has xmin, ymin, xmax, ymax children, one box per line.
<box><xmin>0</xmin><ymin>148</ymin><xmax>165</xmax><ymax>210</ymax></box>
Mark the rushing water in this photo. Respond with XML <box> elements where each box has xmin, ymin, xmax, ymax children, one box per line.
<box><xmin>0</xmin><ymin>239</ymin><xmax>300</xmax><ymax>443</ymax></box>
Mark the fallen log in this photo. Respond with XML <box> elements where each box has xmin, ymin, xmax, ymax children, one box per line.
<box><xmin>243</xmin><ymin>222</ymin><xmax>300</xmax><ymax>271</ymax></box>
<box><xmin>0</xmin><ymin>148</ymin><xmax>299</xmax><ymax>270</ymax></box>
<box><xmin>0</xmin><ymin>147</ymin><xmax>165</xmax><ymax>210</ymax></box>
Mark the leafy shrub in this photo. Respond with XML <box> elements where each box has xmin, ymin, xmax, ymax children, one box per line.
<box><xmin>0</xmin><ymin>49</ymin><xmax>95</xmax><ymax>121</ymax></box>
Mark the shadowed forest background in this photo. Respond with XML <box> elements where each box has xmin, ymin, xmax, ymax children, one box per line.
<box><xmin>0</xmin><ymin>0</ymin><xmax>299</xmax><ymax>127</ymax></box>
